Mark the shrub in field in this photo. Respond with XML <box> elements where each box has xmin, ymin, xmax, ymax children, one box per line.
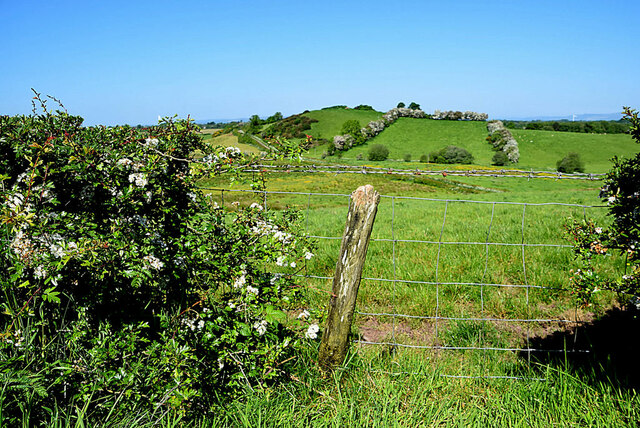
<box><xmin>565</xmin><ymin>107</ymin><xmax>640</xmax><ymax>305</ymax></box>
<box><xmin>333</xmin><ymin>134</ymin><xmax>355</xmax><ymax>151</ymax></box>
<box><xmin>368</xmin><ymin>144</ymin><xmax>389</xmax><ymax>161</ymax></box>
<box><xmin>428</xmin><ymin>146</ymin><xmax>474</xmax><ymax>164</ymax></box>
<box><xmin>353</xmin><ymin>104</ymin><xmax>375</xmax><ymax>111</ymax></box>
<box><xmin>420</xmin><ymin>154</ymin><xmax>428</xmax><ymax>163</ymax></box>
<box><xmin>340</xmin><ymin>119</ymin><xmax>365</xmax><ymax>146</ymax></box>
<box><xmin>0</xmin><ymin>94</ymin><xmax>318</xmax><ymax>423</ymax></box>
<box><xmin>557</xmin><ymin>152</ymin><xmax>585</xmax><ymax>173</ymax></box>
<box><xmin>492</xmin><ymin>151</ymin><xmax>509</xmax><ymax>166</ymax></box>
<box><xmin>403</xmin><ymin>153</ymin><xmax>412</xmax><ymax>162</ymax></box>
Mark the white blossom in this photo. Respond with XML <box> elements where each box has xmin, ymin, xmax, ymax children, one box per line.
<box><xmin>276</xmin><ymin>255</ymin><xmax>286</xmax><ymax>267</ymax></box>
<box><xmin>297</xmin><ymin>310</ymin><xmax>310</xmax><ymax>319</ymax></box>
<box><xmin>305</xmin><ymin>323</ymin><xmax>320</xmax><ymax>339</ymax></box>
<box><xmin>595</xmin><ymin>227</ymin><xmax>603</xmax><ymax>234</ymax></box>
<box><xmin>250</xmin><ymin>203</ymin><xmax>263</xmax><ymax>211</ymax></box>
<box><xmin>143</xmin><ymin>254</ymin><xmax>164</xmax><ymax>270</ymax></box>
<box><xmin>304</xmin><ymin>252</ymin><xmax>314</xmax><ymax>260</ymax></box>
<box><xmin>253</xmin><ymin>320</ymin><xmax>268</xmax><ymax>336</ymax></box>
<box><xmin>290</xmin><ymin>261</ymin><xmax>296</xmax><ymax>268</ymax></box>
<box><xmin>234</xmin><ymin>273</ymin><xmax>247</xmax><ymax>289</ymax></box>
<box><xmin>117</xmin><ymin>158</ymin><xmax>133</xmax><ymax>167</ymax></box>
<box><xmin>128</xmin><ymin>173</ymin><xmax>148</xmax><ymax>188</ymax></box>
<box><xmin>246</xmin><ymin>285</ymin><xmax>259</xmax><ymax>295</ymax></box>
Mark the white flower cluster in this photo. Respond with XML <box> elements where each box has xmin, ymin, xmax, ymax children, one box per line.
<box><xmin>143</xmin><ymin>254</ymin><xmax>164</xmax><ymax>270</ymax></box>
<box><xmin>333</xmin><ymin>134</ymin><xmax>355</xmax><ymax>150</ymax></box>
<box><xmin>305</xmin><ymin>323</ymin><xmax>319</xmax><ymax>339</ymax></box>
<box><xmin>128</xmin><ymin>173</ymin><xmax>148</xmax><ymax>188</ymax></box>
<box><xmin>11</xmin><ymin>229</ymin><xmax>33</xmax><ymax>261</ymax></box>
<box><xmin>3</xmin><ymin>329</ymin><xmax>24</xmax><ymax>348</ymax></box>
<box><xmin>181</xmin><ymin>317</ymin><xmax>205</xmax><ymax>332</ymax></box>
<box><xmin>251</xmin><ymin>220</ymin><xmax>292</xmax><ymax>244</ymax></box>
<box><xmin>297</xmin><ymin>309</ymin><xmax>310</xmax><ymax>319</ymax></box>
<box><xmin>432</xmin><ymin>110</ymin><xmax>488</xmax><ymax>121</ymax></box>
<box><xmin>204</xmin><ymin>146</ymin><xmax>243</xmax><ymax>165</ymax></box>
<box><xmin>144</xmin><ymin>138</ymin><xmax>159</xmax><ymax>147</ymax></box>
<box><xmin>254</xmin><ymin>320</ymin><xmax>268</xmax><ymax>336</ymax></box>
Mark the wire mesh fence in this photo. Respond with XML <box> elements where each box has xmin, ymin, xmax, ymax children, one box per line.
<box><xmin>199</xmin><ymin>186</ymin><xmax>618</xmax><ymax>380</ymax></box>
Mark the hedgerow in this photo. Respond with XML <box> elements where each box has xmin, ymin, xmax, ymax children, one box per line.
<box><xmin>565</xmin><ymin>107</ymin><xmax>639</xmax><ymax>305</ymax></box>
<box><xmin>0</xmin><ymin>93</ymin><xmax>318</xmax><ymax>423</ymax></box>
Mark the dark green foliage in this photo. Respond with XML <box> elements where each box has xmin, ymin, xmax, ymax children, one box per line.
<box><xmin>420</xmin><ymin>154</ymin><xmax>428</xmax><ymax>163</ymax></box>
<box><xmin>340</xmin><ymin>119</ymin><xmax>365</xmax><ymax>145</ymax></box>
<box><xmin>261</xmin><ymin>114</ymin><xmax>318</xmax><ymax>139</ymax></box>
<box><xmin>505</xmin><ymin>119</ymin><xmax>629</xmax><ymax>134</ymax></box>
<box><xmin>428</xmin><ymin>146</ymin><xmax>474</xmax><ymax>164</ymax></box>
<box><xmin>353</xmin><ymin>105</ymin><xmax>375</xmax><ymax>111</ymax></box>
<box><xmin>408</xmin><ymin>102</ymin><xmax>421</xmax><ymax>110</ymax></box>
<box><xmin>556</xmin><ymin>152</ymin><xmax>585</xmax><ymax>173</ymax></box>
<box><xmin>397</xmin><ymin>102</ymin><xmax>406</xmax><ymax>108</ymax></box>
<box><xmin>403</xmin><ymin>153</ymin><xmax>412</xmax><ymax>162</ymax></box>
<box><xmin>492</xmin><ymin>151</ymin><xmax>509</xmax><ymax>166</ymax></box>
<box><xmin>368</xmin><ymin>144</ymin><xmax>389</xmax><ymax>161</ymax></box>
<box><xmin>265</xmin><ymin>111</ymin><xmax>283</xmax><ymax>124</ymax></box>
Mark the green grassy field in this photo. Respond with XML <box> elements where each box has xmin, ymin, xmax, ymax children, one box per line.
<box><xmin>200</xmin><ymin>131</ymin><xmax>261</xmax><ymax>154</ymax></box>
<box><xmin>304</xmin><ymin>117</ymin><xmax>635</xmax><ymax>173</ymax></box>
<box><xmin>302</xmin><ymin>107</ymin><xmax>383</xmax><ymax>141</ymax></box>
<box><xmin>190</xmin><ymin>167</ymin><xmax>639</xmax><ymax>426</ymax></box>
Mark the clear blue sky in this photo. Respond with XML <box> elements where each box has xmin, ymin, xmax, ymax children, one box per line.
<box><xmin>1</xmin><ymin>0</ymin><xmax>639</xmax><ymax>125</ymax></box>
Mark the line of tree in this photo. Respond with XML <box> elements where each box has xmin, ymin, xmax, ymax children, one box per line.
<box><xmin>503</xmin><ymin>119</ymin><xmax>629</xmax><ymax>134</ymax></box>
<box><xmin>487</xmin><ymin>120</ymin><xmax>520</xmax><ymax>165</ymax></box>
<box><xmin>432</xmin><ymin>110</ymin><xmax>489</xmax><ymax>121</ymax></box>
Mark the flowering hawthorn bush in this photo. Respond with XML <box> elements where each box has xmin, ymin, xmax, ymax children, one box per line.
<box><xmin>565</xmin><ymin>107</ymin><xmax>640</xmax><ymax>306</ymax></box>
<box><xmin>0</xmin><ymin>94</ymin><xmax>319</xmax><ymax>422</ymax></box>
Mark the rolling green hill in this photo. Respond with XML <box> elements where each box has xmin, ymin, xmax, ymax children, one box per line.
<box><xmin>302</xmin><ymin>107</ymin><xmax>383</xmax><ymax>140</ymax></box>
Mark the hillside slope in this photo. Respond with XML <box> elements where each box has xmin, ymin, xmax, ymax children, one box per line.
<box><xmin>302</xmin><ymin>107</ymin><xmax>383</xmax><ymax>140</ymax></box>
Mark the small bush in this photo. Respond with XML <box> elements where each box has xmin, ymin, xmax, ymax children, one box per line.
<box><xmin>557</xmin><ymin>152</ymin><xmax>585</xmax><ymax>173</ymax></box>
<box><xmin>403</xmin><ymin>153</ymin><xmax>412</xmax><ymax>162</ymax></box>
<box><xmin>368</xmin><ymin>144</ymin><xmax>390</xmax><ymax>161</ymax></box>
<box><xmin>492</xmin><ymin>151</ymin><xmax>509</xmax><ymax>166</ymax></box>
<box><xmin>420</xmin><ymin>154</ymin><xmax>428</xmax><ymax>163</ymax></box>
<box><xmin>428</xmin><ymin>146</ymin><xmax>474</xmax><ymax>164</ymax></box>
<box><xmin>356</xmin><ymin>153</ymin><xmax>364</xmax><ymax>160</ymax></box>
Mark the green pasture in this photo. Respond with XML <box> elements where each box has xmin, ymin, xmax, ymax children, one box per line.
<box><xmin>513</xmin><ymin>128</ymin><xmax>635</xmax><ymax>172</ymax></box>
<box><xmin>200</xmin><ymin>170</ymin><xmax>624</xmax><ymax>380</ymax></box>
<box><xmin>200</xmin><ymin>131</ymin><xmax>261</xmax><ymax>154</ymax></box>
<box><xmin>302</xmin><ymin>107</ymin><xmax>383</xmax><ymax>141</ymax></box>
<box><xmin>305</xmin><ymin>117</ymin><xmax>636</xmax><ymax>173</ymax></box>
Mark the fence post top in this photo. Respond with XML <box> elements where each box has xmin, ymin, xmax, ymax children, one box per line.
<box><xmin>351</xmin><ymin>185</ymin><xmax>380</xmax><ymax>207</ymax></box>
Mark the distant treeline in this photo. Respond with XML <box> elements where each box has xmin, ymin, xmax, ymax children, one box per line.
<box><xmin>503</xmin><ymin>120</ymin><xmax>629</xmax><ymax>134</ymax></box>
<box><xmin>201</xmin><ymin>120</ymin><xmax>243</xmax><ymax>129</ymax></box>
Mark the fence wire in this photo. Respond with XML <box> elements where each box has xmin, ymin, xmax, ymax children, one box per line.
<box><xmin>243</xmin><ymin>163</ymin><xmax>605</xmax><ymax>180</ymax></box>
<box><xmin>200</xmin><ymin>187</ymin><xmax>609</xmax><ymax>380</ymax></box>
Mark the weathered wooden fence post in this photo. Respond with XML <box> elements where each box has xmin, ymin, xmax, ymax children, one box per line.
<box><xmin>318</xmin><ymin>184</ymin><xmax>380</xmax><ymax>371</ymax></box>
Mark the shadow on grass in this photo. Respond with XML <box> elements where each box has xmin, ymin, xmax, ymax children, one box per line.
<box><xmin>522</xmin><ymin>305</ymin><xmax>640</xmax><ymax>389</ymax></box>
